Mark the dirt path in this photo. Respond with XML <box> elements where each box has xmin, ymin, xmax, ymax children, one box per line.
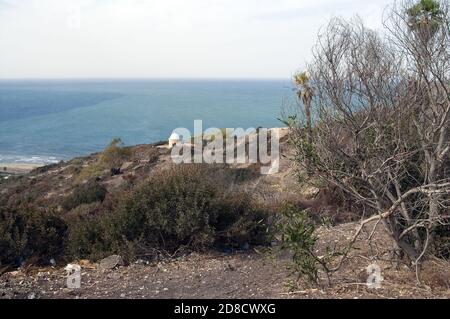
<box><xmin>2</xmin><ymin>222</ymin><xmax>449</xmax><ymax>299</ymax></box>
<box><xmin>0</xmin><ymin>253</ymin><xmax>290</xmax><ymax>299</ymax></box>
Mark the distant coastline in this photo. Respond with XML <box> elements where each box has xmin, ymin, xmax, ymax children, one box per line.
<box><xmin>0</xmin><ymin>80</ymin><xmax>292</xmax><ymax>166</ymax></box>
<box><xmin>0</xmin><ymin>154</ymin><xmax>62</xmax><ymax>167</ymax></box>
<box><xmin>0</xmin><ymin>163</ymin><xmax>43</xmax><ymax>175</ymax></box>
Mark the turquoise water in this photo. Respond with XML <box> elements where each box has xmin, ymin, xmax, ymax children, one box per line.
<box><xmin>0</xmin><ymin>80</ymin><xmax>293</xmax><ymax>164</ymax></box>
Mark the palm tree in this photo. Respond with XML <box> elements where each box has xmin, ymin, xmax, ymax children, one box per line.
<box><xmin>406</xmin><ymin>0</ymin><xmax>446</xmax><ymax>233</ymax></box>
<box><xmin>407</xmin><ymin>0</ymin><xmax>444</xmax><ymax>43</ymax></box>
<box><xmin>294</xmin><ymin>71</ymin><xmax>314</xmax><ymax>175</ymax></box>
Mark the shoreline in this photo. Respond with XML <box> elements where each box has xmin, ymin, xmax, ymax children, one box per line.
<box><xmin>0</xmin><ymin>127</ymin><xmax>289</xmax><ymax>176</ymax></box>
<box><xmin>0</xmin><ymin>163</ymin><xmax>44</xmax><ymax>175</ymax></box>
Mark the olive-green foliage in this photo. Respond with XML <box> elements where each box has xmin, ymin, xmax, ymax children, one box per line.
<box><xmin>278</xmin><ymin>205</ymin><xmax>321</xmax><ymax>285</ymax></box>
<box><xmin>0</xmin><ymin>205</ymin><xmax>67</xmax><ymax>266</ymax></box>
<box><xmin>78</xmin><ymin>138</ymin><xmax>131</xmax><ymax>181</ymax></box>
<box><xmin>1</xmin><ymin>164</ymin><xmax>273</xmax><ymax>264</ymax></box>
<box><xmin>66</xmin><ymin>210</ymin><xmax>117</xmax><ymax>262</ymax></box>
<box><xmin>62</xmin><ymin>180</ymin><xmax>107</xmax><ymax>211</ymax></box>
<box><xmin>408</xmin><ymin>0</ymin><xmax>443</xmax><ymax>21</ymax></box>
<box><xmin>68</xmin><ymin>165</ymin><xmax>272</xmax><ymax>261</ymax></box>
<box><xmin>99</xmin><ymin>138</ymin><xmax>131</xmax><ymax>169</ymax></box>
<box><xmin>77</xmin><ymin>164</ymin><xmax>106</xmax><ymax>181</ymax></box>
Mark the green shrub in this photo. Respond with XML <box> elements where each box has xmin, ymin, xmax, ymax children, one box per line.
<box><xmin>77</xmin><ymin>163</ymin><xmax>106</xmax><ymax>181</ymax></box>
<box><xmin>116</xmin><ymin>165</ymin><xmax>270</xmax><ymax>250</ymax></box>
<box><xmin>212</xmin><ymin>192</ymin><xmax>271</xmax><ymax>248</ymax></box>
<box><xmin>62</xmin><ymin>180</ymin><xmax>107</xmax><ymax>211</ymax></box>
<box><xmin>77</xmin><ymin>139</ymin><xmax>131</xmax><ymax>181</ymax></box>
<box><xmin>0</xmin><ymin>205</ymin><xmax>67</xmax><ymax>266</ymax></box>
<box><xmin>1</xmin><ymin>164</ymin><xmax>273</xmax><ymax>264</ymax></box>
<box><xmin>277</xmin><ymin>205</ymin><xmax>335</xmax><ymax>286</ymax></box>
<box><xmin>99</xmin><ymin>138</ymin><xmax>131</xmax><ymax>169</ymax></box>
<box><xmin>64</xmin><ymin>195</ymin><xmax>125</xmax><ymax>261</ymax></box>
<box><xmin>66</xmin><ymin>213</ymin><xmax>117</xmax><ymax>261</ymax></box>
<box><xmin>67</xmin><ymin>165</ymin><xmax>272</xmax><ymax>261</ymax></box>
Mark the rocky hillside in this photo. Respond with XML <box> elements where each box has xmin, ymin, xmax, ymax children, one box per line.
<box><xmin>1</xmin><ymin>132</ymin><xmax>449</xmax><ymax>299</ymax></box>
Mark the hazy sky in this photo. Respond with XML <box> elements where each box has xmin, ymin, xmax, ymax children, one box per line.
<box><xmin>0</xmin><ymin>0</ymin><xmax>393</xmax><ymax>79</ymax></box>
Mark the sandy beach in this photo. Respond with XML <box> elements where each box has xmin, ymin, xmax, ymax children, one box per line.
<box><xmin>0</xmin><ymin>163</ymin><xmax>44</xmax><ymax>175</ymax></box>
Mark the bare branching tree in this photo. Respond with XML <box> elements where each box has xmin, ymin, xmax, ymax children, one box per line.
<box><xmin>288</xmin><ymin>0</ymin><xmax>449</xmax><ymax>272</ymax></box>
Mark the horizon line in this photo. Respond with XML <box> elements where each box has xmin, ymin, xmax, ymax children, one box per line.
<box><xmin>0</xmin><ymin>77</ymin><xmax>291</xmax><ymax>82</ymax></box>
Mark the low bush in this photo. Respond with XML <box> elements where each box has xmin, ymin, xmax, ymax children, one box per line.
<box><xmin>99</xmin><ymin>138</ymin><xmax>131</xmax><ymax>169</ymax></box>
<box><xmin>3</xmin><ymin>178</ymin><xmax>53</xmax><ymax>207</ymax></box>
<box><xmin>67</xmin><ymin>165</ymin><xmax>272</xmax><ymax>261</ymax></box>
<box><xmin>277</xmin><ymin>205</ymin><xmax>335</xmax><ymax>286</ymax></box>
<box><xmin>66</xmin><ymin>213</ymin><xmax>117</xmax><ymax>262</ymax></box>
<box><xmin>62</xmin><ymin>180</ymin><xmax>107</xmax><ymax>211</ymax></box>
<box><xmin>1</xmin><ymin>164</ymin><xmax>274</xmax><ymax>264</ymax></box>
<box><xmin>0</xmin><ymin>205</ymin><xmax>67</xmax><ymax>266</ymax></box>
<box><xmin>64</xmin><ymin>199</ymin><xmax>120</xmax><ymax>261</ymax></box>
<box><xmin>77</xmin><ymin>139</ymin><xmax>131</xmax><ymax>181</ymax></box>
<box><xmin>77</xmin><ymin>163</ymin><xmax>106</xmax><ymax>181</ymax></box>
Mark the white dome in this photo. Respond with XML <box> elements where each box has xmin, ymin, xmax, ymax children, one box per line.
<box><xmin>169</xmin><ymin>132</ymin><xmax>181</xmax><ymax>140</ymax></box>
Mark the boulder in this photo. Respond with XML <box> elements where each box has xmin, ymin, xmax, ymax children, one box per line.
<box><xmin>99</xmin><ymin>255</ymin><xmax>123</xmax><ymax>270</ymax></box>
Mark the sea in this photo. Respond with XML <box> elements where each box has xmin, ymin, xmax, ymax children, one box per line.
<box><xmin>0</xmin><ymin>79</ymin><xmax>294</xmax><ymax>164</ymax></box>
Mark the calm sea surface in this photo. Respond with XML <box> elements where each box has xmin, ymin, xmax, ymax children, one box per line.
<box><xmin>0</xmin><ymin>80</ymin><xmax>293</xmax><ymax>164</ymax></box>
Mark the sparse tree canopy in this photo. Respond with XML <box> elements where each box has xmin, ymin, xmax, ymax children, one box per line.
<box><xmin>288</xmin><ymin>0</ymin><xmax>449</xmax><ymax>273</ymax></box>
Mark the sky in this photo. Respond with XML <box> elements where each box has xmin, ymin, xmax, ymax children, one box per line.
<box><xmin>0</xmin><ymin>0</ymin><xmax>393</xmax><ymax>79</ymax></box>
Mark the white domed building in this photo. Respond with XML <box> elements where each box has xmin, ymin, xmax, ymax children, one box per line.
<box><xmin>168</xmin><ymin>132</ymin><xmax>181</xmax><ymax>148</ymax></box>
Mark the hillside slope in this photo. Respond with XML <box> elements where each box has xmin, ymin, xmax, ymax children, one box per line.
<box><xmin>1</xmin><ymin>132</ymin><xmax>449</xmax><ymax>299</ymax></box>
